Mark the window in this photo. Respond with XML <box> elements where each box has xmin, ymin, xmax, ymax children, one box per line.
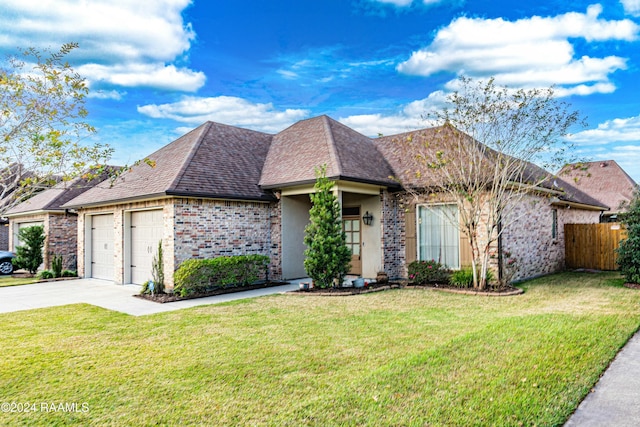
<box><xmin>552</xmin><ymin>209</ymin><xmax>558</xmax><ymax>239</ymax></box>
<box><xmin>417</xmin><ymin>204</ymin><xmax>460</xmax><ymax>269</ymax></box>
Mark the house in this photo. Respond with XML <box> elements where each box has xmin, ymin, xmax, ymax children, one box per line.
<box><xmin>559</xmin><ymin>160</ymin><xmax>638</xmax><ymax>222</ymax></box>
<box><xmin>5</xmin><ymin>171</ymin><xmax>116</xmax><ymax>271</ymax></box>
<box><xmin>63</xmin><ymin>115</ymin><xmax>607</xmax><ymax>287</ymax></box>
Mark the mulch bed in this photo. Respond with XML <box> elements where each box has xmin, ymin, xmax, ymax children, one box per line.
<box><xmin>292</xmin><ymin>282</ymin><xmax>403</xmax><ymax>296</ymax></box>
<box><xmin>406</xmin><ymin>283</ymin><xmax>524</xmax><ymax>296</ymax></box>
<box><xmin>623</xmin><ymin>283</ymin><xmax>640</xmax><ymax>290</ymax></box>
<box><xmin>134</xmin><ymin>281</ymin><xmax>290</xmax><ymax>304</ymax></box>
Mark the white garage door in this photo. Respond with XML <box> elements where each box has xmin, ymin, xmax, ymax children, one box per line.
<box><xmin>130</xmin><ymin>210</ymin><xmax>163</xmax><ymax>285</ymax></box>
<box><xmin>90</xmin><ymin>214</ymin><xmax>114</xmax><ymax>280</ymax></box>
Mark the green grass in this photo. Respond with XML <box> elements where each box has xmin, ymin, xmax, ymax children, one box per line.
<box><xmin>0</xmin><ymin>271</ymin><xmax>638</xmax><ymax>426</ymax></box>
<box><xmin>0</xmin><ymin>276</ymin><xmax>37</xmax><ymax>288</ymax></box>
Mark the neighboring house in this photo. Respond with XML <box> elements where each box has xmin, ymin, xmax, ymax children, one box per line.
<box><xmin>63</xmin><ymin>115</ymin><xmax>607</xmax><ymax>288</ymax></box>
<box><xmin>559</xmin><ymin>160</ymin><xmax>638</xmax><ymax>222</ymax></box>
<box><xmin>5</xmin><ymin>171</ymin><xmax>116</xmax><ymax>271</ymax></box>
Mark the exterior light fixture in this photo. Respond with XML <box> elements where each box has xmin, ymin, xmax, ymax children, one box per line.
<box><xmin>363</xmin><ymin>211</ymin><xmax>373</xmax><ymax>226</ymax></box>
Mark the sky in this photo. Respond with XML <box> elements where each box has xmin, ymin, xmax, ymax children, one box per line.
<box><xmin>1</xmin><ymin>0</ymin><xmax>640</xmax><ymax>181</ymax></box>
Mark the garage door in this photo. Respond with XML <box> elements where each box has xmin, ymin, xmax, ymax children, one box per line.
<box><xmin>130</xmin><ymin>210</ymin><xmax>163</xmax><ymax>285</ymax></box>
<box><xmin>90</xmin><ymin>214</ymin><xmax>114</xmax><ymax>280</ymax></box>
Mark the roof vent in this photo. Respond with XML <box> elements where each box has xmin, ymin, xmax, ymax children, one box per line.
<box><xmin>600</xmin><ymin>162</ymin><xmax>608</xmax><ymax>168</ymax></box>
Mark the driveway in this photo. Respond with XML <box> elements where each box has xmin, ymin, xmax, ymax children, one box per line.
<box><xmin>0</xmin><ymin>278</ymin><xmax>300</xmax><ymax>316</ymax></box>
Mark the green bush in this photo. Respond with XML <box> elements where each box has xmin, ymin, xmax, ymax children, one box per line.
<box><xmin>61</xmin><ymin>270</ymin><xmax>77</xmax><ymax>277</ymax></box>
<box><xmin>449</xmin><ymin>268</ymin><xmax>495</xmax><ymax>288</ymax></box>
<box><xmin>51</xmin><ymin>254</ymin><xmax>63</xmax><ymax>278</ymax></box>
<box><xmin>617</xmin><ymin>193</ymin><xmax>640</xmax><ymax>284</ymax></box>
<box><xmin>408</xmin><ymin>260</ymin><xmax>450</xmax><ymax>284</ymax></box>
<box><xmin>37</xmin><ymin>270</ymin><xmax>54</xmax><ymax>280</ymax></box>
<box><xmin>13</xmin><ymin>225</ymin><xmax>45</xmax><ymax>274</ymax></box>
<box><xmin>174</xmin><ymin>255</ymin><xmax>270</xmax><ymax>297</ymax></box>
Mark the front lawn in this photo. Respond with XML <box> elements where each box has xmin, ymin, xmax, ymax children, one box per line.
<box><xmin>0</xmin><ymin>272</ymin><xmax>638</xmax><ymax>426</ymax></box>
<box><xmin>0</xmin><ymin>276</ymin><xmax>37</xmax><ymax>288</ymax></box>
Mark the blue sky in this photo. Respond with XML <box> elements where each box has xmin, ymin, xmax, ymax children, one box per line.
<box><xmin>1</xmin><ymin>0</ymin><xmax>640</xmax><ymax>180</ymax></box>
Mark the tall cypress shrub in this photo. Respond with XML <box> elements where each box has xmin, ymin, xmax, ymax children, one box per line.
<box><xmin>13</xmin><ymin>225</ymin><xmax>45</xmax><ymax>274</ymax></box>
<box><xmin>617</xmin><ymin>193</ymin><xmax>640</xmax><ymax>284</ymax></box>
<box><xmin>303</xmin><ymin>165</ymin><xmax>352</xmax><ymax>288</ymax></box>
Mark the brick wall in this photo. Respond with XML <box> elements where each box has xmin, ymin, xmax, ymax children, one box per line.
<box><xmin>47</xmin><ymin>214</ymin><xmax>78</xmax><ymax>270</ymax></box>
<box><xmin>380</xmin><ymin>190</ymin><xmax>405</xmax><ymax>278</ymax></box>
<box><xmin>8</xmin><ymin>213</ymin><xmax>78</xmax><ymax>271</ymax></box>
<box><xmin>0</xmin><ymin>222</ymin><xmax>8</xmax><ymax>251</ymax></box>
<box><xmin>380</xmin><ymin>191</ymin><xmax>602</xmax><ymax>282</ymax></box>
<box><xmin>173</xmin><ymin>198</ymin><xmax>281</xmax><ymax>280</ymax></box>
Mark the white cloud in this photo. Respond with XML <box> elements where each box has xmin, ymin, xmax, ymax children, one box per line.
<box><xmin>87</xmin><ymin>90</ymin><xmax>127</xmax><ymax>101</ymax></box>
<box><xmin>621</xmin><ymin>0</ymin><xmax>640</xmax><ymax>16</ymax></box>
<box><xmin>397</xmin><ymin>5</ymin><xmax>638</xmax><ymax>94</ymax></box>
<box><xmin>339</xmin><ymin>91</ymin><xmax>447</xmax><ymax>136</ymax></box>
<box><xmin>374</xmin><ymin>0</ymin><xmax>413</xmax><ymax>5</ymax></box>
<box><xmin>137</xmin><ymin>96</ymin><xmax>310</xmax><ymax>133</ymax></box>
<box><xmin>567</xmin><ymin>115</ymin><xmax>640</xmax><ymax>145</ymax></box>
<box><xmin>78</xmin><ymin>63</ymin><xmax>205</xmax><ymax>92</ymax></box>
<box><xmin>372</xmin><ymin>0</ymin><xmax>444</xmax><ymax>6</ymax></box>
<box><xmin>0</xmin><ymin>0</ymin><xmax>204</xmax><ymax>92</ymax></box>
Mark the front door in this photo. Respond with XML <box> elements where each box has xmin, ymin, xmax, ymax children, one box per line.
<box><xmin>343</xmin><ymin>216</ymin><xmax>362</xmax><ymax>275</ymax></box>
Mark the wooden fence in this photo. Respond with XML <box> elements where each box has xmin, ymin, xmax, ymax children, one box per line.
<box><xmin>565</xmin><ymin>223</ymin><xmax>627</xmax><ymax>271</ymax></box>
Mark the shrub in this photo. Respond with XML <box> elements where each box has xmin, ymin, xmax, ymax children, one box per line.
<box><xmin>408</xmin><ymin>260</ymin><xmax>450</xmax><ymax>284</ymax></box>
<box><xmin>174</xmin><ymin>255</ymin><xmax>270</xmax><ymax>297</ymax></box>
<box><xmin>617</xmin><ymin>193</ymin><xmax>640</xmax><ymax>284</ymax></box>
<box><xmin>51</xmin><ymin>254</ymin><xmax>63</xmax><ymax>278</ymax></box>
<box><xmin>450</xmin><ymin>268</ymin><xmax>495</xmax><ymax>288</ymax></box>
<box><xmin>151</xmin><ymin>240</ymin><xmax>165</xmax><ymax>294</ymax></box>
<box><xmin>37</xmin><ymin>270</ymin><xmax>54</xmax><ymax>279</ymax></box>
<box><xmin>303</xmin><ymin>165</ymin><xmax>351</xmax><ymax>288</ymax></box>
<box><xmin>61</xmin><ymin>270</ymin><xmax>77</xmax><ymax>277</ymax></box>
<box><xmin>13</xmin><ymin>225</ymin><xmax>45</xmax><ymax>274</ymax></box>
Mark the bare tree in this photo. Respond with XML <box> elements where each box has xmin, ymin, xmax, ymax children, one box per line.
<box><xmin>0</xmin><ymin>43</ymin><xmax>113</xmax><ymax>214</ymax></box>
<box><xmin>395</xmin><ymin>77</ymin><xmax>584</xmax><ymax>289</ymax></box>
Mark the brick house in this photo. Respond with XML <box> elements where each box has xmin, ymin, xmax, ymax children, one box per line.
<box><xmin>5</xmin><ymin>172</ymin><xmax>115</xmax><ymax>271</ymax></box>
<box><xmin>62</xmin><ymin>115</ymin><xmax>607</xmax><ymax>288</ymax></box>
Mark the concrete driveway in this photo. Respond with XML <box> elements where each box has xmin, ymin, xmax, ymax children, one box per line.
<box><xmin>0</xmin><ymin>278</ymin><xmax>299</xmax><ymax>316</ymax></box>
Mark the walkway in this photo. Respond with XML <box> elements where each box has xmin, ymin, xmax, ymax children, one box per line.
<box><xmin>564</xmin><ymin>331</ymin><xmax>640</xmax><ymax>426</ymax></box>
<box><xmin>0</xmin><ymin>278</ymin><xmax>300</xmax><ymax>316</ymax></box>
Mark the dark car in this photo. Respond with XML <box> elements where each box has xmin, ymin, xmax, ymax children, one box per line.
<box><xmin>0</xmin><ymin>251</ymin><xmax>15</xmax><ymax>275</ymax></box>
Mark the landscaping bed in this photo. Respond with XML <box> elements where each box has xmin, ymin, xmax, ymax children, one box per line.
<box><xmin>135</xmin><ymin>280</ymin><xmax>289</xmax><ymax>303</ymax></box>
<box><xmin>407</xmin><ymin>282</ymin><xmax>524</xmax><ymax>296</ymax></box>
<box><xmin>293</xmin><ymin>281</ymin><xmax>403</xmax><ymax>295</ymax></box>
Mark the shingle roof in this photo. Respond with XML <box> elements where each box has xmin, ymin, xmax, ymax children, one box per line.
<box><xmin>259</xmin><ymin>115</ymin><xmax>397</xmax><ymax>188</ymax></box>
<box><xmin>5</xmin><ymin>168</ymin><xmax>116</xmax><ymax>216</ymax></box>
<box><xmin>559</xmin><ymin>160</ymin><xmax>638</xmax><ymax>213</ymax></box>
<box><xmin>374</xmin><ymin>125</ymin><xmax>608</xmax><ymax>210</ymax></box>
<box><xmin>64</xmin><ymin>122</ymin><xmax>275</xmax><ymax>208</ymax></box>
<box><xmin>62</xmin><ymin>116</ymin><xmax>609</xmax><ymax>211</ymax></box>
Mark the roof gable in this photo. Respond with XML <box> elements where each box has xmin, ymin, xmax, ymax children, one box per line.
<box><xmin>259</xmin><ymin>115</ymin><xmax>396</xmax><ymax>188</ymax></box>
<box><xmin>559</xmin><ymin>160</ymin><xmax>638</xmax><ymax>213</ymax></box>
<box><xmin>374</xmin><ymin>125</ymin><xmax>607</xmax><ymax>210</ymax></box>
<box><xmin>5</xmin><ymin>169</ymin><xmax>116</xmax><ymax>216</ymax></box>
<box><xmin>64</xmin><ymin>122</ymin><xmax>274</xmax><ymax>208</ymax></box>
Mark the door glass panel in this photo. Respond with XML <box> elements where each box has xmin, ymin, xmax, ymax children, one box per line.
<box><xmin>345</xmin><ymin>221</ymin><xmax>352</xmax><ymax>231</ymax></box>
<box><xmin>352</xmin><ymin>244</ymin><xmax>360</xmax><ymax>255</ymax></box>
<box><xmin>353</xmin><ymin>221</ymin><xmax>360</xmax><ymax>231</ymax></box>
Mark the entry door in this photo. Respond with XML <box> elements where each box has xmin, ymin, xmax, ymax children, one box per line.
<box><xmin>130</xmin><ymin>210</ymin><xmax>164</xmax><ymax>284</ymax></box>
<box><xmin>91</xmin><ymin>214</ymin><xmax>114</xmax><ymax>280</ymax></box>
<box><xmin>343</xmin><ymin>216</ymin><xmax>362</xmax><ymax>275</ymax></box>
